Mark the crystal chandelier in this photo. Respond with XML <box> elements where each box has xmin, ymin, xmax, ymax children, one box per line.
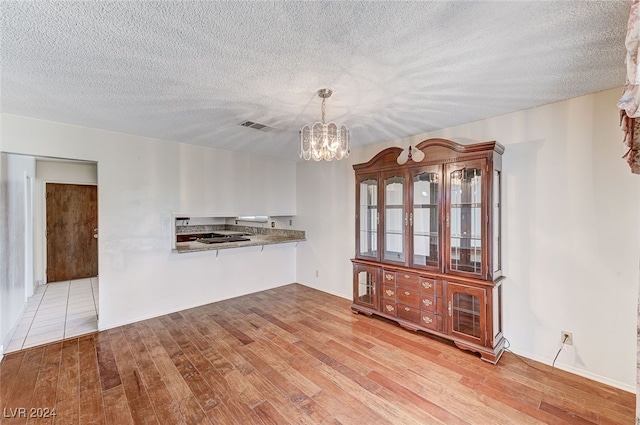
<box><xmin>300</xmin><ymin>88</ymin><xmax>350</xmax><ymax>161</ymax></box>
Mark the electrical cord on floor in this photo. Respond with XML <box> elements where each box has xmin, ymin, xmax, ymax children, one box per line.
<box><xmin>503</xmin><ymin>337</ymin><xmax>563</xmax><ymax>373</ymax></box>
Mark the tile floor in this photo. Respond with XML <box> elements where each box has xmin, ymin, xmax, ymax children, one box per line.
<box><xmin>5</xmin><ymin>277</ymin><xmax>99</xmax><ymax>353</ymax></box>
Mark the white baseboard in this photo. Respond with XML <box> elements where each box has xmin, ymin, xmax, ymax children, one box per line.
<box><xmin>508</xmin><ymin>347</ymin><xmax>635</xmax><ymax>393</ymax></box>
<box><xmin>1</xmin><ymin>303</ymin><xmax>27</xmax><ymax>356</ymax></box>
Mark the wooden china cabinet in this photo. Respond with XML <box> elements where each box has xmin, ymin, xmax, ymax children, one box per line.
<box><xmin>352</xmin><ymin>138</ymin><xmax>505</xmax><ymax>363</ymax></box>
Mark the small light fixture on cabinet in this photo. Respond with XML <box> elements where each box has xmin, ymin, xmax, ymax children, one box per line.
<box><xmin>396</xmin><ymin>145</ymin><xmax>425</xmax><ymax>165</ymax></box>
<box><xmin>299</xmin><ymin>88</ymin><xmax>350</xmax><ymax>161</ymax></box>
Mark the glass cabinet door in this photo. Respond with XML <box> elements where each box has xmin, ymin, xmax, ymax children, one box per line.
<box><xmin>356</xmin><ymin>176</ymin><xmax>378</xmax><ymax>260</ymax></box>
<box><xmin>447</xmin><ymin>161</ymin><xmax>484</xmax><ymax>276</ymax></box>
<box><xmin>447</xmin><ymin>282</ymin><xmax>486</xmax><ymax>345</ymax></box>
<box><xmin>353</xmin><ymin>264</ymin><xmax>378</xmax><ymax>309</ymax></box>
<box><xmin>411</xmin><ymin>166</ymin><xmax>441</xmax><ymax>269</ymax></box>
<box><xmin>383</xmin><ymin>173</ymin><xmax>406</xmax><ymax>263</ymax></box>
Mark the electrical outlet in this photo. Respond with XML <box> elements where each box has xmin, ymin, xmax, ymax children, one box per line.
<box><xmin>561</xmin><ymin>331</ymin><xmax>573</xmax><ymax>345</ymax></box>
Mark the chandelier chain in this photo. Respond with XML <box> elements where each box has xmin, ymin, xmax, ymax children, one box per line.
<box><xmin>321</xmin><ymin>98</ymin><xmax>326</xmax><ymax>124</ymax></box>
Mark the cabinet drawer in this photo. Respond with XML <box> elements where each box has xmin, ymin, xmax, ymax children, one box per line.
<box><xmin>420</xmin><ymin>312</ymin><xmax>443</xmax><ymax>332</ymax></box>
<box><xmin>397</xmin><ymin>288</ymin><xmax>420</xmax><ymax>308</ymax></box>
<box><xmin>381</xmin><ymin>300</ymin><xmax>397</xmax><ymax>317</ymax></box>
<box><xmin>382</xmin><ymin>270</ymin><xmax>396</xmax><ymax>285</ymax></box>
<box><xmin>397</xmin><ymin>304</ymin><xmax>420</xmax><ymax>323</ymax></box>
<box><xmin>419</xmin><ymin>277</ymin><xmax>436</xmax><ymax>294</ymax></box>
<box><xmin>382</xmin><ymin>285</ymin><xmax>396</xmax><ymax>301</ymax></box>
<box><xmin>397</xmin><ymin>272</ymin><xmax>420</xmax><ymax>291</ymax></box>
<box><xmin>420</xmin><ymin>294</ymin><xmax>439</xmax><ymax>312</ymax></box>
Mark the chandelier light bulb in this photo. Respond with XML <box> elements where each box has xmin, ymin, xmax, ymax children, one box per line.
<box><xmin>396</xmin><ymin>145</ymin><xmax>425</xmax><ymax>165</ymax></box>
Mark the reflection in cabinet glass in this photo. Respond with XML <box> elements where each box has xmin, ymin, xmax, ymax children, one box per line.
<box><xmin>359</xmin><ymin>179</ymin><xmax>378</xmax><ymax>259</ymax></box>
<box><xmin>451</xmin><ymin>292</ymin><xmax>481</xmax><ymax>339</ymax></box>
<box><xmin>449</xmin><ymin>167</ymin><xmax>482</xmax><ymax>274</ymax></box>
<box><xmin>384</xmin><ymin>176</ymin><xmax>405</xmax><ymax>262</ymax></box>
<box><xmin>356</xmin><ymin>269</ymin><xmax>376</xmax><ymax>306</ymax></box>
<box><xmin>412</xmin><ymin>170</ymin><xmax>439</xmax><ymax>268</ymax></box>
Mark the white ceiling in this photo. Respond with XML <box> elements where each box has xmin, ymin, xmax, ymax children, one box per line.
<box><xmin>1</xmin><ymin>1</ymin><xmax>631</xmax><ymax>162</ymax></box>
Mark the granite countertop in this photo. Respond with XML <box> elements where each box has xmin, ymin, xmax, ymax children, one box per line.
<box><xmin>173</xmin><ymin>224</ymin><xmax>305</xmax><ymax>253</ymax></box>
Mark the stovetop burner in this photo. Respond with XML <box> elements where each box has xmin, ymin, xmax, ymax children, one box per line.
<box><xmin>198</xmin><ymin>236</ymin><xmax>251</xmax><ymax>244</ymax></box>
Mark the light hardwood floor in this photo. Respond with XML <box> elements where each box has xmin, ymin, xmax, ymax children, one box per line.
<box><xmin>0</xmin><ymin>284</ymin><xmax>633</xmax><ymax>424</ymax></box>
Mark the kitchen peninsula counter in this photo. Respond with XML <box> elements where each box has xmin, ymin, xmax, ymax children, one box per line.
<box><xmin>174</xmin><ymin>225</ymin><xmax>305</xmax><ymax>253</ymax></box>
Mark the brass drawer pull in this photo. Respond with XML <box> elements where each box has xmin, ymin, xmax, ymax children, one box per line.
<box><xmin>404</xmin><ymin>274</ymin><xmax>410</xmax><ymax>279</ymax></box>
<box><xmin>422</xmin><ymin>281</ymin><xmax>432</xmax><ymax>289</ymax></box>
<box><xmin>423</xmin><ymin>316</ymin><xmax>433</xmax><ymax>324</ymax></box>
<box><xmin>385</xmin><ymin>289</ymin><xmax>394</xmax><ymax>296</ymax></box>
<box><xmin>422</xmin><ymin>299</ymin><xmax>432</xmax><ymax>306</ymax></box>
<box><xmin>385</xmin><ymin>305</ymin><xmax>395</xmax><ymax>312</ymax></box>
<box><xmin>385</xmin><ymin>274</ymin><xmax>394</xmax><ymax>281</ymax></box>
<box><xmin>404</xmin><ymin>307</ymin><xmax>410</xmax><ymax>311</ymax></box>
<box><xmin>404</xmin><ymin>291</ymin><xmax>410</xmax><ymax>296</ymax></box>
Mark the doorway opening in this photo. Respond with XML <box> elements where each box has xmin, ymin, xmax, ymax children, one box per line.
<box><xmin>1</xmin><ymin>155</ymin><xmax>100</xmax><ymax>352</ymax></box>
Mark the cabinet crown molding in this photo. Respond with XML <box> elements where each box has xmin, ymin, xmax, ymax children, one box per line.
<box><xmin>354</xmin><ymin>138</ymin><xmax>504</xmax><ymax>172</ymax></box>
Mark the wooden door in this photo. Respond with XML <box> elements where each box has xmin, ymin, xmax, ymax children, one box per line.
<box><xmin>46</xmin><ymin>183</ymin><xmax>98</xmax><ymax>282</ymax></box>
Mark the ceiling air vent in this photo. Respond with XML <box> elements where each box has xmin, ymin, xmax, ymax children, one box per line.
<box><xmin>239</xmin><ymin>120</ymin><xmax>273</xmax><ymax>132</ymax></box>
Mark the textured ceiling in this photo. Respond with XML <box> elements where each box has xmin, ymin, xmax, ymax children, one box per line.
<box><xmin>0</xmin><ymin>1</ymin><xmax>631</xmax><ymax>161</ymax></box>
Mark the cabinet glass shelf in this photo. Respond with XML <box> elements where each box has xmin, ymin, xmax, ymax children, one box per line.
<box><xmin>413</xmin><ymin>231</ymin><xmax>439</xmax><ymax>237</ymax></box>
<box><xmin>450</xmin><ymin>203</ymin><xmax>482</xmax><ymax>207</ymax></box>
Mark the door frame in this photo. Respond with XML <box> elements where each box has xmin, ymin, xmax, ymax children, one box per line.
<box><xmin>42</xmin><ymin>179</ymin><xmax>98</xmax><ymax>284</ymax></box>
<box><xmin>24</xmin><ymin>173</ymin><xmax>34</xmax><ymax>299</ymax></box>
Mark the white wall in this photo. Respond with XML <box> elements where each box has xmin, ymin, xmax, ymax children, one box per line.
<box><xmin>296</xmin><ymin>87</ymin><xmax>639</xmax><ymax>391</ymax></box>
<box><xmin>34</xmin><ymin>160</ymin><xmax>98</xmax><ymax>285</ymax></box>
<box><xmin>0</xmin><ymin>153</ymin><xmax>36</xmax><ymax>354</ymax></box>
<box><xmin>36</xmin><ymin>160</ymin><xmax>98</xmax><ymax>184</ymax></box>
<box><xmin>0</xmin><ymin>114</ymin><xmax>297</xmax><ymax>334</ymax></box>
